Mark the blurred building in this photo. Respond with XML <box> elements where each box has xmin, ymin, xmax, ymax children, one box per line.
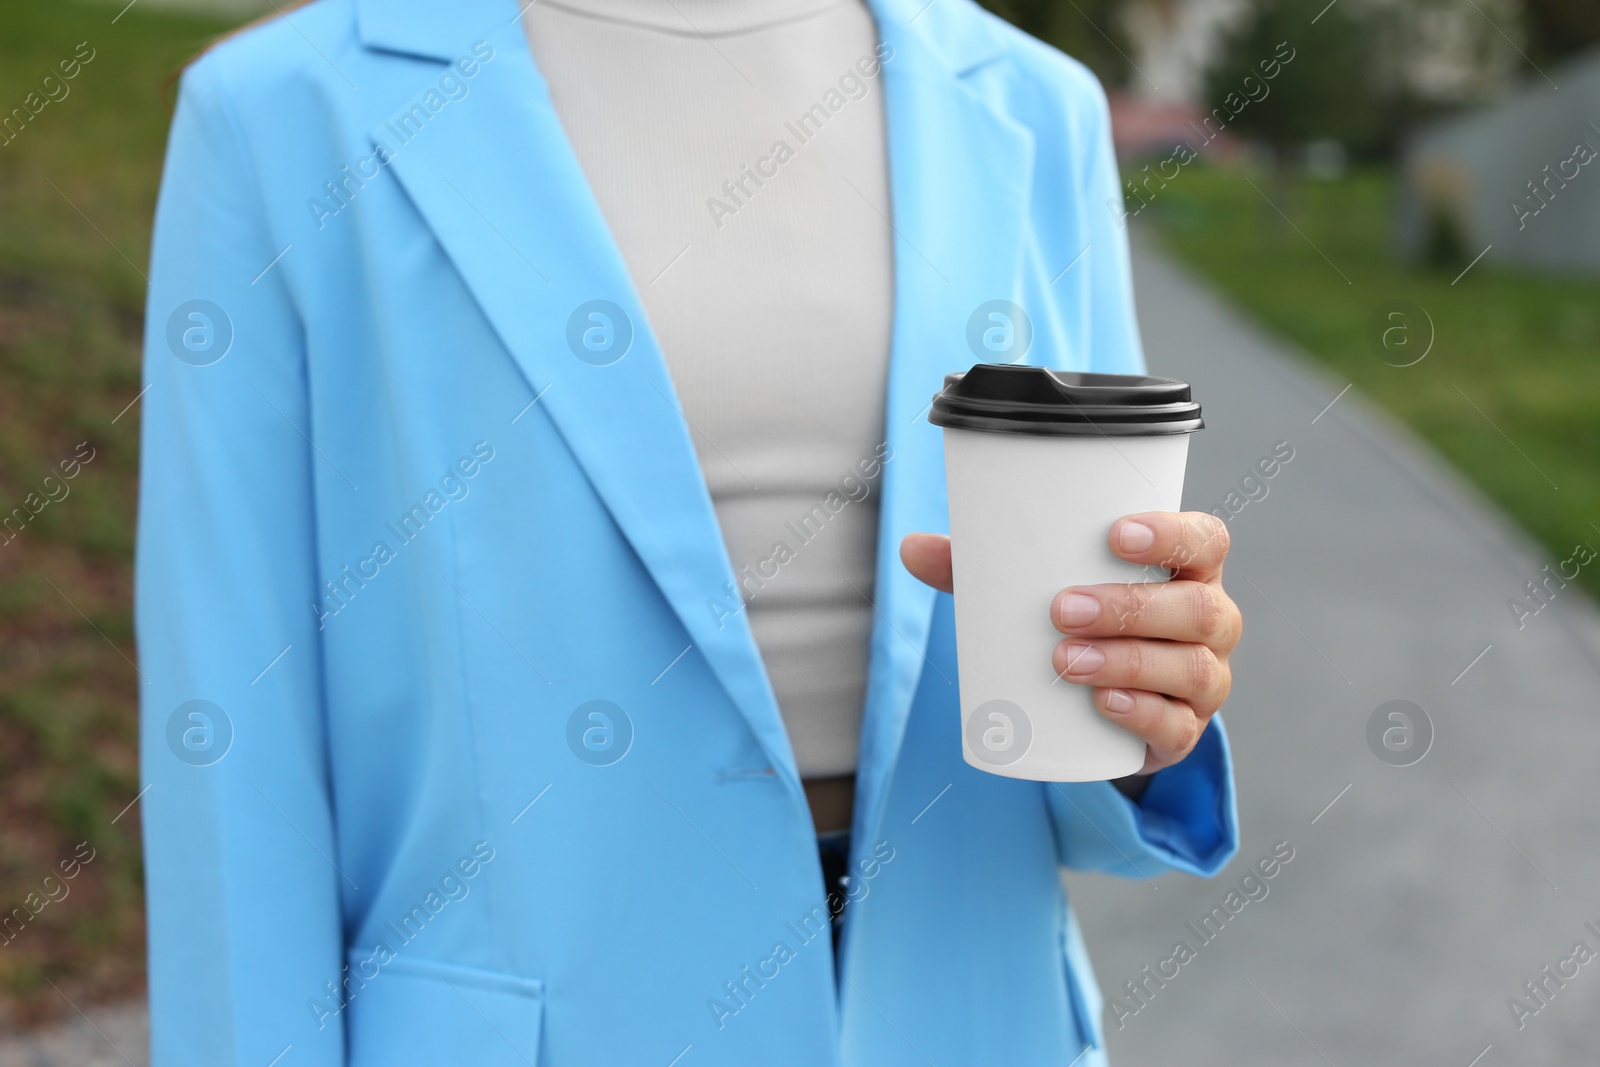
<box><xmin>1119</xmin><ymin>0</ymin><xmax>1244</xmax><ymax>106</ymax></box>
<box><xmin>1397</xmin><ymin>47</ymin><xmax>1600</xmax><ymax>274</ymax></box>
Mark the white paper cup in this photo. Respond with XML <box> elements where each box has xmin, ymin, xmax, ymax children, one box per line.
<box><xmin>929</xmin><ymin>365</ymin><xmax>1204</xmax><ymax>782</ymax></box>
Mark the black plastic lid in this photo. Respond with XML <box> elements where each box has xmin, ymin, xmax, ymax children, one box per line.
<box><xmin>928</xmin><ymin>363</ymin><xmax>1204</xmax><ymax>437</ymax></box>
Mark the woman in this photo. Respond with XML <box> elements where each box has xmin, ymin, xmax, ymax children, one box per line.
<box><xmin>138</xmin><ymin>0</ymin><xmax>1241</xmax><ymax>1063</ymax></box>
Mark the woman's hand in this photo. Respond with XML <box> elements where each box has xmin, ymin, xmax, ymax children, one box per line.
<box><xmin>900</xmin><ymin>511</ymin><xmax>1241</xmax><ymax>776</ymax></box>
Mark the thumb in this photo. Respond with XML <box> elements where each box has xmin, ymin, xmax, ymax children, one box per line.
<box><xmin>900</xmin><ymin>533</ymin><xmax>954</xmax><ymax>594</ymax></box>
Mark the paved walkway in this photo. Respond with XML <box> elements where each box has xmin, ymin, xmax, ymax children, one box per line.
<box><xmin>0</xmin><ymin>1002</ymin><xmax>146</xmax><ymax>1067</ymax></box>
<box><xmin>1064</xmin><ymin>229</ymin><xmax>1600</xmax><ymax>1065</ymax></box>
<box><xmin>7</xmin><ymin>239</ymin><xmax>1598</xmax><ymax>1067</ymax></box>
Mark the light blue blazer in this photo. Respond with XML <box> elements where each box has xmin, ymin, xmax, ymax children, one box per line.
<box><xmin>136</xmin><ymin>0</ymin><xmax>1239</xmax><ymax>1063</ymax></box>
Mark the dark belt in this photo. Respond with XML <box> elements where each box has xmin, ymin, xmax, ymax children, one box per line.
<box><xmin>816</xmin><ymin>828</ymin><xmax>852</xmax><ymax>968</ymax></box>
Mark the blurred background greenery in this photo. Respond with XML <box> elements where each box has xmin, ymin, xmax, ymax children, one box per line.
<box><xmin>989</xmin><ymin>0</ymin><xmax>1600</xmax><ymax>601</ymax></box>
<box><xmin>0</xmin><ymin>0</ymin><xmax>1596</xmax><ymax>1030</ymax></box>
<box><xmin>0</xmin><ymin>0</ymin><xmax>236</xmax><ymax>1025</ymax></box>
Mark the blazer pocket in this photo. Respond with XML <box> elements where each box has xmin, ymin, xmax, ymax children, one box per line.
<box><xmin>346</xmin><ymin>953</ymin><xmax>544</xmax><ymax>1067</ymax></box>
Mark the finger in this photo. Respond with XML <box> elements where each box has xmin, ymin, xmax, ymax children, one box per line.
<box><xmin>1109</xmin><ymin>511</ymin><xmax>1230</xmax><ymax>583</ymax></box>
<box><xmin>900</xmin><ymin>532</ymin><xmax>953</xmax><ymax>594</ymax></box>
<box><xmin>1053</xmin><ymin>637</ymin><xmax>1231</xmax><ymax>715</ymax></box>
<box><xmin>1094</xmin><ymin>687</ymin><xmax>1207</xmax><ymax>772</ymax></box>
<box><xmin>1053</xmin><ymin>579</ymin><xmax>1242</xmax><ymax>652</ymax></box>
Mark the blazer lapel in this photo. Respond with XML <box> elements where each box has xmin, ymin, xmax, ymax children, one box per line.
<box><xmin>851</xmin><ymin>0</ymin><xmax>1035</xmax><ymax>854</ymax></box>
<box><xmin>352</xmin><ymin>0</ymin><xmax>1037</xmax><ymax>852</ymax></box>
<box><xmin>357</xmin><ymin>1</ymin><xmax>805</xmax><ymax>801</ymax></box>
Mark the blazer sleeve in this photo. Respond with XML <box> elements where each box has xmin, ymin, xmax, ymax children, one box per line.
<box><xmin>1047</xmin><ymin>717</ymin><xmax>1238</xmax><ymax>877</ymax></box>
<box><xmin>1041</xmin><ymin>66</ymin><xmax>1240</xmax><ymax>879</ymax></box>
<box><xmin>137</xmin><ymin>57</ymin><xmax>346</xmax><ymax>1066</ymax></box>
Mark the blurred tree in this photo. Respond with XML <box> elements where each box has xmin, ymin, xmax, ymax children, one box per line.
<box><xmin>977</xmin><ymin>0</ymin><xmax>1137</xmax><ymax>88</ymax></box>
<box><xmin>1523</xmin><ymin>0</ymin><xmax>1600</xmax><ymax>62</ymax></box>
<box><xmin>1201</xmin><ymin>0</ymin><xmax>1384</xmax><ymax>163</ymax></box>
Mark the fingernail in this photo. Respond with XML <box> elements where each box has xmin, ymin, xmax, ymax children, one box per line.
<box><xmin>1118</xmin><ymin>521</ymin><xmax>1155</xmax><ymax>554</ymax></box>
<box><xmin>1104</xmin><ymin>688</ymin><xmax>1135</xmax><ymax>714</ymax></box>
<box><xmin>1062</xmin><ymin>643</ymin><xmax>1104</xmax><ymax>676</ymax></box>
<box><xmin>1058</xmin><ymin>592</ymin><xmax>1099</xmax><ymax>628</ymax></box>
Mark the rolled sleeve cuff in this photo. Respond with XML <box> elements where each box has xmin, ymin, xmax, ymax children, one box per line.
<box><xmin>1050</xmin><ymin>715</ymin><xmax>1238</xmax><ymax>879</ymax></box>
<box><xmin>1125</xmin><ymin>714</ymin><xmax>1238</xmax><ymax>875</ymax></box>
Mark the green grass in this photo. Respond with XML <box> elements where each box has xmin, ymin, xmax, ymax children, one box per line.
<box><xmin>0</xmin><ymin>0</ymin><xmax>237</xmax><ymax>1026</ymax></box>
<box><xmin>1144</xmin><ymin>166</ymin><xmax>1600</xmax><ymax>596</ymax></box>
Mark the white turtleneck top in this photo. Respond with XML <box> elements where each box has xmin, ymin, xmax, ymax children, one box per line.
<box><xmin>523</xmin><ymin>0</ymin><xmax>893</xmax><ymax>778</ymax></box>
